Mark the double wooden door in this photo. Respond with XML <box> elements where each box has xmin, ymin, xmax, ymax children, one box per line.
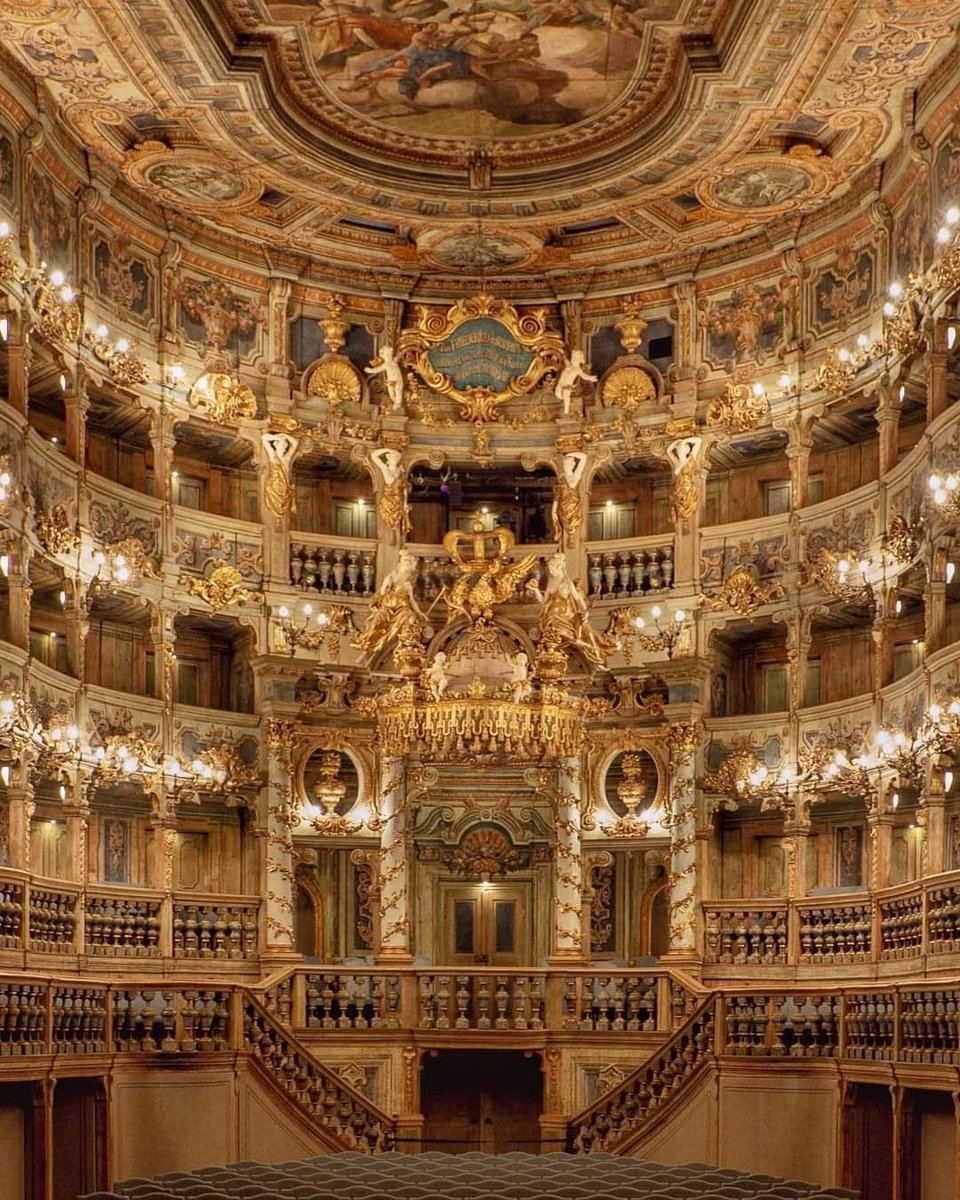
<box><xmin>442</xmin><ymin>883</ymin><xmax>530</xmax><ymax>966</ymax></box>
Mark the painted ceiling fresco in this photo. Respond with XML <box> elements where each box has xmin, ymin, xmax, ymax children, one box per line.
<box><xmin>0</xmin><ymin>1</ymin><xmax>959</xmax><ymax>277</ymax></box>
<box><xmin>260</xmin><ymin>0</ymin><xmax>657</xmax><ymax>138</ymax></box>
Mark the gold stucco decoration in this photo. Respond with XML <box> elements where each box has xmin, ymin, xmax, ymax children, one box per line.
<box><xmin>306</xmin><ymin>357</ymin><xmax>362</xmax><ymax>407</ymax></box>
<box><xmin>601</xmin><ymin>364</ymin><xmax>657</xmax><ymax>411</ymax></box>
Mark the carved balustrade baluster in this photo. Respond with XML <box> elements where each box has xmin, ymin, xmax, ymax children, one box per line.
<box><xmin>494</xmin><ymin>977</ymin><xmax>510</xmax><ymax>1030</ymax></box>
<box><xmin>455</xmin><ymin>977</ymin><xmax>471</xmax><ymax>1030</ymax></box>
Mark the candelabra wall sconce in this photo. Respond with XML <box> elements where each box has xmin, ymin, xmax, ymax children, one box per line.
<box><xmin>607</xmin><ymin>604</ymin><xmax>690</xmax><ymax>663</ymax></box>
<box><xmin>275</xmin><ymin>602</ymin><xmax>355</xmax><ymax>655</ymax></box>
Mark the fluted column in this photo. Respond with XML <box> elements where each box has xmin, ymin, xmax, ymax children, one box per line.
<box><xmin>550</xmin><ymin>756</ymin><xmax>585</xmax><ymax>963</ymax></box>
<box><xmin>377</xmin><ymin>754</ymin><xmax>413</xmax><ymax>962</ymax></box>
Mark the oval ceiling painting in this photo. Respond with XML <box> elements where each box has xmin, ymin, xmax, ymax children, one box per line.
<box><xmin>263</xmin><ymin>0</ymin><xmax>644</xmax><ymax>137</ymax></box>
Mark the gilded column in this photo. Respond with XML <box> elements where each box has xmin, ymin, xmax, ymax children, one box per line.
<box><xmin>262</xmin><ymin>719</ymin><xmax>299</xmax><ymax>957</ymax></box>
<box><xmin>377</xmin><ymin>754</ymin><xmax>412</xmax><ymax>962</ymax></box>
<box><xmin>664</xmin><ymin>724</ymin><xmax>699</xmax><ymax>961</ymax></box>
<box><xmin>550</xmin><ymin>756</ymin><xmax>585</xmax><ymax>963</ymax></box>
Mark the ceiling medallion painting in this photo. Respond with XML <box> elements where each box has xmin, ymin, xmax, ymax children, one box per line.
<box><xmin>122</xmin><ymin>144</ymin><xmax>263</xmax><ymax>212</ymax></box>
<box><xmin>417</xmin><ymin>227</ymin><xmax>538</xmax><ymax>272</ymax></box>
<box><xmin>698</xmin><ymin>152</ymin><xmax>832</xmax><ymax>216</ymax></box>
<box><xmin>258</xmin><ymin>0</ymin><xmax>650</xmax><ymax>138</ymax></box>
<box><xmin>398</xmin><ymin>294</ymin><xmax>564</xmax><ymax>422</ymax></box>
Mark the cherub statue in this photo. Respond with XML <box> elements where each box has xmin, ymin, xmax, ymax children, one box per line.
<box><xmin>551</xmin><ymin>450</ymin><xmax>588</xmax><ymax>548</ymax></box>
<box><xmin>527</xmin><ymin>551</ymin><xmax>617</xmax><ymax>669</ymax></box>
<box><xmin>370</xmin><ymin>446</ymin><xmax>410</xmax><ymax>542</ymax></box>
<box><xmin>352</xmin><ymin>548</ymin><xmax>425</xmax><ymax>658</ymax></box>
<box><xmin>424</xmin><ymin>651</ymin><xmax>450</xmax><ymax>701</ymax></box>
<box><xmin>554</xmin><ymin>350</ymin><xmax>597</xmax><ymax>416</ymax></box>
<box><xmin>509</xmin><ymin>652</ymin><xmax>531</xmax><ymax>704</ymax></box>
<box><xmin>365</xmin><ymin>344</ymin><xmax>405</xmax><ymax>411</ymax></box>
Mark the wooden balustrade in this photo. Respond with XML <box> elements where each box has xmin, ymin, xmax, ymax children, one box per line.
<box><xmin>304</xmin><ymin>972</ymin><xmax>402</xmax><ymax>1029</ymax></box>
<box><xmin>289</xmin><ymin>535</ymin><xmax>377</xmax><ymax>595</ymax></box>
<box><xmin>417</xmin><ymin>972</ymin><xmax>546</xmax><ymax>1030</ymax></box>
<box><xmin>797</xmin><ymin>901</ymin><xmax>872</xmax><ymax>964</ymax></box>
<box><xmin>585</xmin><ymin>540</ymin><xmax>675</xmax><ymax>599</ymax></box>
<box><xmin>704</xmin><ymin>874</ymin><xmax>960</xmax><ymax>971</ymax></box>
<box><xmin>561</xmin><ymin>974</ymin><xmax>658</xmax><ymax>1031</ymax></box>
<box><xmin>0</xmin><ymin>871</ymin><xmax>260</xmax><ymax>962</ymax></box>
<box><xmin>703</xmin><ymin>905</ymin><xmax>788</xmax><ymax>964</ymax></box>
<box><xmin>85</xmin><ymin>890</ymin><xmax>162</xmax><ymax>957</ymax></box>
<box><xmin>171</xmin><ymin>898</ymin><xmax>259</xmax><ymax>960</ymax></box>
<box><xmin>879</xmin><ymin>891</ymin><xmax>924</xmax><ymax>959</ymax></box>
<box><xmin>28</xmin><ymin>884</ymin><xmax>78</xmax><ymax>954</ymax></box>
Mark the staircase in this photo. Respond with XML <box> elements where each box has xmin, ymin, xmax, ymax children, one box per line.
<box><xmin>568</xmin><ymin>995</ymin><xmax>717</xmax><ymax>1154</ymax></box>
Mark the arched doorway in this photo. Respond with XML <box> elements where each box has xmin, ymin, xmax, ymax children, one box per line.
<box><xmin>639</xmin><ymin>869</ymin><xmax>669</xmax><ymax>959</ymax></box>
<box><xmin>294</xmin><ymin>877</ymin><xmax>323</xmax><ymax>958</ymax></box>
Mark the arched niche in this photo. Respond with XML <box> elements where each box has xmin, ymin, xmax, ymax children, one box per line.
<box><xmin>601</xmin><ymin>748</ymin><xmax>662</xmax><ymax>816</ymax></box>
<box><xmin>296</xmin><ymin>744</ymin><xmax>370</xmax><ymax>819</ymax></box>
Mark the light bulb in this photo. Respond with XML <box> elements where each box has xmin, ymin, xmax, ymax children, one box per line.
<box><xmin>778</xmin><ymin>373</ymin><xmax>792</xmax><ymax>390</ymax></box>
<box><xmin>856</xmin><ymin>333</ymin><xmax>869</xmax><ymax>349</ymax></box>
<box><xmin>59</xmin><ymin>590</ymin><xmax>66</xmax><ymax>606</ymax></box>
<box><xmin>837</xmin><ymin>557</ymin><xmax>850</xmax><ymax>574</ymax></box>
<box><xmin>303</xmin><ymin>603</ymin><xmax>313</xmax><ymax>616</ymax></box>
<box><xmin>837</xmin><ymin>348</ymin><xmax>851</xmax><ymax>363</ymax></box>
<box><xmin>0</xmin><ymin>222</ymin><xmax>9</xmax><ymax>237</ymax></box>
<box><xmin>96</xmin><ymin>324</ymin><xmax>109</xmax><ymax>339</ymax></box>
<box><xmin>59</xmin><ymin>285</ymin><xmax>73</xmax><ymax>303</ymax></box>
<box><xmin>947</xmin><ymin>206</ymin><xmax>960</xmax><ymax>225</ymax></box>
<box><xmin>892</xmin><ymin>791</ymin><xmax>899</xmax><ymax>810</ymax></box>
<box><xmin>633</xmin><ymin>616</ymin><xmax>645</xmax><ymax>630</ymax></box>
<box><xmin>946</xmin><ymin>771</ymin><xmax>954</xmax><ymax>793</ymax></box>
<box><xmin>929</xmin><ymin>704</ymin><xmax>942</xmax><ymax>721</ymax></box>
<box><xmin>949</xmin><ymin>327</ymin><xmax>958</xmax><ymax>351</ymax></box>
<box><xmin>317</xmin><ymin>612</ymin><xmax>329</xmax><ymax>626</ymax></box>
<box><xmin>895</xmin><ymin>599</ymin><xmax>902</xmax><ymax>615</ymax></box>
<box><xmin>115</xmin><ymin>338</ymin><xmax>129</xmax><ymax>353</ymax></box>
<box><xmin>935</xmin><ymin>488</ymin><xmax>948</xmax><ymax>505</ymax></box>
<box><xmin>674</xmin><ymin>609</ymin><xmax>685</xmax><ymax>622</ymax></box>
<box><xmin>938</xmin><ymin>227</ymin><xmax>951</xmax><ymax>244</ymax></box>
<box><xmin>50</xmin><ymin>269</ymin><xmax>65</xmax><ymax>287</ymax></box>
<box><xmin>651</xmin><ymin>605</ymin><xmax>661</xmax><ymax>620</ymax></box>
<box><xmin>605</xmin><ymin>498</ymin><xmax>613</xmax><ymax>508</ymax></box>
<box><xmin>947</xmin><ymin>474</ymin><xmax>958</xmax><ymax>490</ymax></box>
<box><xmin>888</xmin><ymin>281</ymin><xmax>903</xmax><ymax>299</ymax></box>
<box><xmin>278</xmin><ymin>606</ymin><xmax>289</xmax><ymax>619</ymax></box>
<box><xmin>950</xmin><ymin>700</ymin><xmax>960</xmax><ymax>716</ymax></box>
<box><xmin>948</xmin><ymin>563</ymin><xmax>956</xmax><ymax>584</ymax></box>
<box><xmin>0</xmin><ymin>318</ymin><xmax>7</xmax><ymax>342</ymax></box>
<box><xmin>0</xmin><ymin>766</ymin><xmax>8</xmax><ymax>786</ymax></box>
<box><xmin>883</xmin><ymin>302</ymin><xmax>896</xmax><ymax>316</ymax></box>
<box><xmin>66</xmin><ymin>724</ymin><xmax>78</xmax><ymax>740</ymax></box>
<box><xmin>752</xmin><ymin>382</ymin><xmax>765</xmax><ymax>397</ymax></box>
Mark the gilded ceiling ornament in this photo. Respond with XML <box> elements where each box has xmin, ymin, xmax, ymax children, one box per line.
<box><xmin>179</xmin><ymin>564</ymin><xmax>263</xmax><ymax>609</ymax></box>
<box><xmin>398</xmin><ymin>294</ymin><xmax>565</xmax><ymax>423</ymax></box>
<box><xmin>188</xmin><ymin>372</ymin><xmax>257</xmax><ymax>422</ymax></box>
<box><xmin>35</xmin><ymin>504</ymin><xmax>80</xmax><ymax>556</ymax></box>
<box><xmin>614</xmin><ymin>297</ymin><xmax>648</xmax><ymax>353</ymax></box>
<box><xmin>95</xmin><ymin>537</ymin><xmax>161</xmax><ymax>588</ymax></box>
<box><xmin>702</xmin><ymin>566</ymin><xmax>785</xmax><ymax>616</ymax></box>
<box><xmin>306</xmin><ymin>357</ymin><xmax>362</xmax><ymax>407</ymax></box>
<box><xmin>705</xmin><ymin>382</ymin><xmax>768</xmax><ymax>434</ymax></box>
<box><xmin>601</xmin><ymin>364</ymin><xmax>656</xmax><ymax>411</ymax></box>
